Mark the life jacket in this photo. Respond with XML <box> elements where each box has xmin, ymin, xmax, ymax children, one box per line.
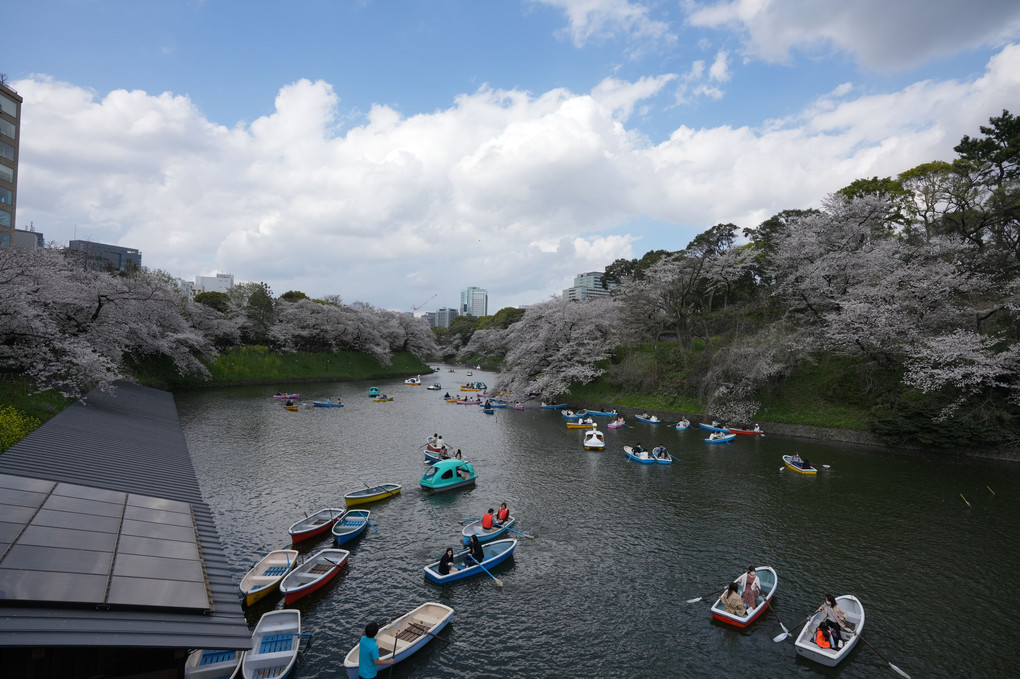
<box><xmin>482</xmin><ymin>513</ymin><xmax>494</xmax><ymax>529</ymax></box>
<box><xmin>815</xmin><ymin>629</ymin><xmax>831</xmax><ymax>648</ymax></box>
<box><xmin>497</xmin><ymin>506</ymin><xmax>509</xmax><ymax>522</ymax></box>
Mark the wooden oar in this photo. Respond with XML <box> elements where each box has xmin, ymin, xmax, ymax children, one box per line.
<box><xmin>773</xmin><ymin>613</ymin><xmax>813</xmax><ymax>642</ymax></box>
<box><xmin>687</xmin><ymin>588</ymin><xmax>723</xmax><ymax>603</ymax></box>
<box><xmin>851</xmin><ymin>629</ymin><xmax>911</xmax><ymax>678</ymax></box>
<box><xmin>500</xmin><ymin>524</ymin><xmax>536</xmax><ymax>539</ymax></box>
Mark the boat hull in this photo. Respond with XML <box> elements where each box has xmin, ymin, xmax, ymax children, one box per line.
<box><xmin>424</xmin><ymin>539</ymin><xmax>517</xmax><ymax>583</ymax></box>
<box><xmin>782</xmin><ymin>455</ymin><xmax>817</xmax><ymax>474</ymax></box>
<box><xmin>710</xmin><ymin>566</ymin><xmax>778</xmax><ymax>628</ymax></box>
<box><xmin>332</xmin><ymin>510</ymin><xmax>371</xmax><ymax>545</ymax></box>
<box><xmin>343</xmin><ymin>603</ymin><xmax>454</xmax><ymax>679</ymax></box>
<box><xmin>461</xmin><ymin>516</ymin><xmax>516</xmax><ymax>545</ymax></box>
<box><xmin>624</xmin><ymin>446</ymin><xmax>654</xmax><ymax>464</ymax></box>
<box><xmin>280</xmin><ymin>548</ymin><xmax>349</xmax><ymax>605</ymax></box>
<box><xmin>288</xmin><ymin>508</ymin><xmax>344</xmax><ymax>544</ymax></box>
<box><xmin>311</xmin><ymin>402</ymin><xmax>344</xmax><ymax>408</ymax></box>
<box><xmin>185</xmin><ymin>649</ymin><xmax>244</xmax><ymax>679</ymax></box>
<box><xmin>239</xmin><ymin>550</ymin><xmax>298</xmax><ymax>607</ymax></box>
<box><xmin>344</xmin><ymin>484</ymin><xmax>402</xmax><ymax>506</ymax></box>
<box><xmin>540</xmin><ymin>403</ymin><xmax>567</xmax><ymax>409</ymax></box>
<box><xmin>634</xmin><ymin>416</ymin><xmax>661</xmax><ymax>424</ymax></box>
<box><xmin>705</xmin><ymin>434</ymin><xmax>736</xmax><ymax>443</ymax></box>
<box><xmin>729</xmin><ymin>428</ymin><xmax>763</xmax><ymax>435</ymax></box>
<box><xmin>242</xmin><ymin>610</ymin><xmax>301</xmax><ymax>679</ymax></box>
<box><xmin>793</xmin><ymin>594</ymin><xmax>864</xmax><ymax>667</ymax></box>
<box><xmin>699</xmin><ymin>423</ymin><xmax>730</xmax><ymax>432</ymax></box>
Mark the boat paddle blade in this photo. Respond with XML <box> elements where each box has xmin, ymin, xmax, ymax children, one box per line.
<box><xmin>772</xmin><ymin>631</ymin><xmax>789</xmax><ymax>643</ymax></box>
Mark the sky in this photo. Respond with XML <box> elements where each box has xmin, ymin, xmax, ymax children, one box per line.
<box><xmin>5</xmin><ymin>1</ymin><xmax>1020</xmax><ymax>314</ymax></box>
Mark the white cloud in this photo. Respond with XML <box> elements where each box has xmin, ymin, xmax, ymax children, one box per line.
<box><xmin>686</xmin><ymin>0</ymin><xmax>1020</xmax><ymax>71</ymax></box>
<box><xmin>13</xmin><ymin>44</ymin><xmax>1020</xmax><ymax>310</ymax></box>
<box><xmin>708</xmin><ymin>50</ymin><xmax>730</xmax><ymax>82</ymax></box>
<box><xmin>534</xmin><ymin>0</ymin><xmax>676</xmax><ymax>48</ymax></box>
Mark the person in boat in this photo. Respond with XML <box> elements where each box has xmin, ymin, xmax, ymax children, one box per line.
<box><xmin>814</xmin><ymin>624</ymin><xmax>833</xmax><ymax>650</ymax></box>
<box><xmin>481</xmin><ymin>508</ymin><xmax>497</xmax><ymax>529</ymax></box>
<box><xmin>632</xmin><ymin>444</ymin><xmax>644</xmax><ymax>454</ymax></box>
<box><xmin>435</xmin><ymin>434</ymin><xmax>445</xmax><ymax>450</ymax></box>
<box><xmin>800</xmin><ymin>457</ymin><xmax>812</xmax><ymax>469</ymax></box>
<box><xmin>454</xmin><ymin>449</ymin><xmax>463</xmax><ymax>459</ymax></box>
<box><xmin>709</xmin><ymin>432</ymin><xmax>725</xmax><ymax>440</ymax></box>
<box><xmin>496</xmin><ymin>502</ymin><xmax>510</xmax><ymax>524</ymax></box>
<box><xmin>358</xmin><ymin>621</ymin><xmax>396</xmax><ymax>678</ymax></box>
<box><xmin>285</xmin><ymin>399</ymin><xmax>293</xmax><ymax>406</ymax></box>
<box><xmin>817</xmin><ymin>594</ymin><xmax>849</xmax><ymax>649</ymax></box>
<box><xmin>790</xmin><ymin>453</ymin><xmax>803</xmax><ymax>466</ymax></box>
<box><xmin>720</xmin><ymin>582</ymin><xmax>747</xmax><ymax>616</ymax></box>
<box><xmin>439</xmin><ymin>447</ymin><xmax>451</xmax><ymax>460</ymax></box>
<box><xmin>438</xmin><ymin>548</ymin><xmax>460</xmax><ymax>575</ymax></box>
<box><xmin>711</xmin><ymin>420</ymin><xmax>721</xmax><ymax>428</ymax></box>
<box><xmin>443</xmin><ymin>392</ymin><xmax>451</xmax><ymax>399</ymax></box>
<box><xmin>734</xmin><ymin>566</ymin><xmax>760</xmax><ymax>611</ymax></box>
<box><xmin>753</xmin><ymin>423</ymin><xmax>761</xmax><ymax>432</ymax></box>
<box><xmin>484</xmin><ymin>399</ymin><xmax>492</xmax><ymax>408</ymax></box>
<box><xmin>467</xmin><ymin>534</ymin><xmax>485</xmax><ymax>565</ymax></box>
<box><xmin>639</xmin><ymin>412</ymin><xmax>651</xmax><ymax>420</ymax></box>
<box><xmin>615</xmin><ymin>416</ymin><xmax>625</xmax><ymax>426</ymax></box>
<box><xmin>652</xmin><ymin>445</ymin><xmax>667</xmax><ymax>460</ymax></box>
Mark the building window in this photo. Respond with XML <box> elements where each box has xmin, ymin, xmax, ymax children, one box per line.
<box><xmin>0</xmin><ymin>93</ymin><xmax>17</xmax><ymax>118</ymax></box>
<box><xmin>0</xmin><ymin>141</ymin><xmax>13</xmax><ymax>162</ymax></box>
<box><xmin>0</xmin><ymin>210</ymin><xmax>10</xmax><ymax>227</ymax></box>
<box><xmin>0</xmin><ymin>164</ymin><xmax>12</xmax><ymax>184</ymax></box>
<box><xmin>0</xmin><ymin>232</ymin><xmax>10</xmax><ymax>248</ymax></box>
<box><xmin>0</xmin><ymin>187</ymin><xmax>11</xmax><ymax>205</ymax></box>
<box><xmin>0</xmin><ymin>119</ymin><xmax>14</xmax><ymax>140</ymax></box>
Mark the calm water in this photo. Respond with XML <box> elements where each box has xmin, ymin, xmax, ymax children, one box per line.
<box><xmin>176</xmin><ymin>370</ymin><xmax>1020</xmax><ymax>678</ymax></box>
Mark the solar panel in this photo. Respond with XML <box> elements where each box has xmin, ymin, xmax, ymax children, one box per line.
<box><xmin>0</xmin><ymin>474</ymin><xmax>212</xmax><ymax>612</ymax></box>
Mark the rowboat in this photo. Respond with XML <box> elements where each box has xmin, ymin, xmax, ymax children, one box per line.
<box><xmin>607</xmin><ymin>419</ymin><xmax>626</xmax><ymax>429</ymax></box>
<box><xmin>583</xmin><ymin>428</ymin><xmax>605</xmax><ymax>450</ymax></box>
<box><xmin>283</xmin><ymin>405</ymin><xmax>298</xmax><ymax>411</ymax></box>
<box><xmin>461</xmin><ymin>515</ymin><xmax>517</xmax><ymax>545</ymax></box>
<box><xmin>566</xmin><ymin>420</ymin><xmax>596</xmax><ymax>429</ymax></box>
<box><xmin>368</xmin><ymin>387</ymin><xmax>379</xmax><ymax>397</ymax></box>
<box><xmin>332</xmin><ymin>509</ymin><xmax>371</xmax><ymax>545</ymax></box>
<box><xmin>675</xmin><ymin>419</ymin><xmax>691</xmax><ymax>430</ymax></box>
<box><xmin>729</xmin><ymin>427</ymin><xmax>764</xmax><ymax>436</ymax></box>
<box><xmin>586</xmin><ymin>409</ymin><xmax>618</xmax><ymax>417</ymax></box>
<box><xmin>782</xmin><ymin>454</ymin><xmax>817</xmax><ymax>475</ymax></box>
<box><xmin>793</xmin><ymin>595</ymin><xmax>864</xmax><ymax>666</ymax></box>
<box><xmin>279</xmin><ymin>548</ymin><xmax>349</xmax><ymax>604</ymax></box>
<box><xmin>540</xmin><ymin>402</ymin><xmax>567</xmax><ymax>409</ymax></box>
<box><xmin>239</xmin><ymin>549</ymin><xmax>298</xmax><ymax>606</ymax></box>
<box><xmin>705</xmin><ymin>433</ymin><xmax>736</xmax><ymax>443</ymax></box>
<box><xmin>457</xmin><ymin>399</ymin><xmax>482</xmax><ymax>405</ymax></box>
<box><xmin>651</xmin><ymin>446</ymin><xmax>672</xmax><ymax>464</ymax></box>
<box><xmin>185</xmin><ymin>648</ymin><xmax>244</xmax><ymax>679</ymax></box>
<box><xmin>561</xmin><ymin>410</ymin><xmax>581</xmax><ymax>419</ymax></box>
<box><xmin>427</xmin><ymin>382</ymin><xmax>442</xmax><ymax>390</ymax></box>
<box><xmin>272</xmin><ymin>393</ymin><xmax>300</xmax><ymax>399</ymax></box>
<box><xmin>624</xmin><ymin>445</ymin><xmax>654</xmax><ymax>464</ymax></box>
<box><xmin>420</xmin><ymin>459</ymin><xmax>477</xmax><ymax>492</ymax></box>
<box><xmin>242</xmin><ymin>609</ymin><xmax>302</xmax><ymax>679</ymax></box>
<box><xmin>405</xmin><ymin>375</ymin><xmax>422</xmax><ymax>385</ymax></box>
<box><xmin>699</xmin><ymin>422</ymin><xmax>730</xmax><ymax>432</ymax></box>
<box><xmin>634</xmin><ymin>414</ymin><xmax>661</xmax><ymax>424</ymax></box>
<box><xmin>344</xmin><ymin>483</ymin><xmax>402</xmax><ymax>506</ymax></box>
<box><xmin>287</xmin><ymin>507</ymin><xmax>345</xmax><ymax>544</ymax></box>
<box><xmin>511</xmin><ymin>404</ymin><xmax>524</xmax><ymax>410</ymax></box>
<box><xmin>311</xmin><ymin>400</ymin><xmax>343</xmax><ymax>408</ymax></box>
<box><xmin>482</xmin><ymin>408</ymin><xmax>494</xmax><ymax>414</ymax></box>
<box><xmin>710</xmin><ymin>566</ymin><xmax>778</xmax><ymax>628</ymax></box>
<box><xmin>484</xmin><ymin>401</ymin><xmax>508</xmax><ymax>408</ymax></box>
<box><xmin>342</xmin><ymin>602</ymin><xmax>454</xmax><ymax>679</ymax></box>
<box><xmin>424</xmin><ymin>538</ymin><xmax>517</xmax><ymax>583</ymax></box>
<box><xmin>372</xmin><ymin>396</ymin><xmax>393</xmax><ymax>402</ymax></box>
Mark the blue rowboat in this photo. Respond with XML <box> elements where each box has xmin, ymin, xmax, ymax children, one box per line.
<box><xmin>185</xmin><ymin>648</ymin><xmax>244</xmax><ymax>679</ymax></box>
<box><xmin>540</xmin><ymin>403</ymin><xmax>567</xmax><ymax>409</ymax></box>
<box><xmin>561</xmin><ymin>409</ymin><xmax>581</xmax><ymax>419</ymax></box>
<box><xmin>423</xmin><ymin>538</ymin><xmax>517</xmax><ymax>583</ymax></box>
<box><xmin>634</xmin><ymin>414</ymin><xmax>661</xmax><ymax>424</ymax></box>
<box><xmin>586</xmin><ymin>409</ymin><xmax>619</xmax><ymax>417</ymax></box>
<box><xmin>705</xmin><ymin>433</ymin><xmax>736</xmax><ymax>443</ymax></box>
<box><xmin>312</xmin><ymin>400</ymin><xmax>344</xmax><ymax>408</ymax></box>
<box><xmin>652</xmin><ymin>446</ymin><xmax>673</xmax><ymax>464</ymax></box>
<box><xmin>482</xmin><ymin>408</ymin><xmax>494</xmax><ymax>414</ymax></box>
<box><xmin>331</xmin><ymin>509</ymin><xmax>371</xmax><ymax>545</ymax></box>
<box><xmin>624</xmin><ymin>445</ymin><xmax>654</xmax><ymax>464</ymax></box>
<box><xmin>461</xmin><ymin>516</ymin><xmax>516</xmax><ymax>545</ymax></box>
<box><xmin>699</xmin><ymin>422</ymin><xmax>730</xmax><ymax>432</ymax></box>
<box><xmin>242</xmin><ymin>609</ymin><xmax>302</xmax><ymax>679</ymax></box>
<box><xmin>342</xmin><ymin>602</ymin><xmax>454</xmax><ymax>679</ymax></box>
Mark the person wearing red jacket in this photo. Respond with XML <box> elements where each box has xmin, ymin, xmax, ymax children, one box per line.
<box><xmin>496</xmin><ymin>502</ymin><xmax>510</xmax><ymax>524</ymax></box>
<box><xmin>481</xmin><ymin>508</ymin><xmax>496</xmax><ymax>529</ymax></box>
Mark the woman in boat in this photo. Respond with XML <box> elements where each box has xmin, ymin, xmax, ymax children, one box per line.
<box><xmin>735</xmin><ymin>566</ymin><xmax>760</xmax><ymax>611</ymax></box>
<box><xmin>632</xmin><ymin>444</ymin><xmax>644</xmax><ymax>454</ymax></box>
<box><xmin>817</xmin><ymin>594</ymin><xmax>849</xmax><ymax>649</ymax></box>
<box><xmin>358</xmin><ymin>621</ymin><xmax>395</xmax><ymax>678</ymax></box>
<box><xmin>467</xmin><ymin>535</ymin><xmax>484</xmax><ymax>565</ymax></box>
<box><xmin>652</xmin><ymin>445</ymin><xmax>667</xmax><ymax>460</ymax></box>
<box><xmin>815</xmin><ymin>624</ymin><xmax>833</xmax><ymax>649</ymax></box>
<box><xmin>438</xmin><ymin>548</ymin><xmax>460</xmax><ymax>575</ymax></box>
<box><xmin>496</xmin><ymin>502</ymin><xmax>510</xmax><ymax>524</ymax></box>
<box><xmin>615</xmin><ymin>416</ymin><xmax>625</xmax><ymax>426</ymax></box>
<box><xmin>720</xmin><ymin>582</ymin><xmax>747</xmax><ymax>616</ymax></box>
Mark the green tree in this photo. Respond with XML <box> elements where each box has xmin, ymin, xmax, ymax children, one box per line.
<box><xmin>279</xmin><ymin>290</ymin><xmax>309</xmax><ymax>303</ymax></box>
<box><xmin>194</xmin><ymin>291</ymin><xmax>230</xmax><ymax>313</ymax></box>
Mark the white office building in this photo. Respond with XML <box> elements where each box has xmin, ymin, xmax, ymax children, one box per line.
<box><xmin>195</xmin><ymin>273</ymin><xmax>234</xmax><ymax>294</ymax></box>
<box><xmin>460</xmin><ymin>286</ymin><xmax>488</xmax><ymax>317</ymax></box>
<box><xmin>563</xmin><ymin>271</ymin><xmax>612</xmax><ymax>301</ymax></box>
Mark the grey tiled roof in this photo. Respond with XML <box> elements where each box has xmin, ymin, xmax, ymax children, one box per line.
<box><xmin>0</xmin><ymin>381</ymin><xmax>250</xmax><ymax>649</ymax></box>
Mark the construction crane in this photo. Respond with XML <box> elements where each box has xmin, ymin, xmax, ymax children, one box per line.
<box><xmin>411</xmin><ymin>293</ymin><xmax>437</xmax><ymax>313</ymax></box>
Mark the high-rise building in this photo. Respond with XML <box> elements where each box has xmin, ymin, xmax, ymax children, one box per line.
<box><xmin>563</xmin><ymin>271</ymin><xmax>612</xmax><ymax>301</ymax></box>
<box><xmin>0</xmin><ymin>81</ymin><xmax>22</xmax><ymax>249</ymax></box>
<box><xmin>460</xmin><ymin>286</ymin><xmax>488</xmax><ymax>317</ymax></box>
<box><xmin>67</xmin><ymin>240</ymin><xmax>142</xmax><ymax>272</ymax></box>
<box><xmin>195</xmin><ymin>273</ymin><xmax>234</xmax><ymax>294</ymax></box>
<box><xmin>436</xmin><ymin>307</ymin><xmax>459</xmax><ymax>328</ymax></box>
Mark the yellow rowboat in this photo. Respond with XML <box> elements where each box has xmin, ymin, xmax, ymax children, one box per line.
<box><xmin>782</xmin><ymin>454</ymin><xmax>817</xmax><ymax>475</ymax></box>
<box><xmin>239</xmin><ymin>549</ymin><xmax>298</xmax><ymax>606</ymax></box>
<box><xmin>344</xmin><ymin>483</ymin><xmax>402</xmax><ymax>506</ymax></box>
<box><xmin>566</xmin><ymin>421</ymin><xmax>596</xmax><ymax>429</ymax></box>
<box><xmin>283</xmin><ymin>405</ymin><xmax>298</xmax><ymax>411</ymax></box>
<box><xmin>372</xmin><ymin>396</ymin><xmax>394</xmax><ymax>402</ymax></box>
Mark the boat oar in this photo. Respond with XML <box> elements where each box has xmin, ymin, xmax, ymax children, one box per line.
<box><xmin>768</xmin><ymin>605</ymin><xmax>791</xmax><ymax>642</ymax></box>
<box><xmin>852</xmin><ymin>630</ymin><xmax>911</xmax><ymax>678</ymax></box>
<box><xmin>501</xmin><ymin>524</ymin><xmax>536</xmax><ymax>539</ymax></box>
<box><xmin>364</xmin><ymin>480</ymin><xmax>399</xmax><ymax>501</ymax></box>
<box><xmin>468</xmin><ymin>555</ymin><xmax>503</xmax><ymax>589</ymax></box>
<box><xmin>687</xmin><ymin>588</ymin><xmax>723</xmax><ymax>603</ymax></box>
<box><xmin>773</xmin><ymin>613</ymin><xmax>813</xmax><ymax>642</ymax></box>
<box><xmin>458</xmin><ymin>516</ymin><xmax>482</xmax><ymax>524</ymax></box>
<box><xmin>366</xmin><ymin>519</ymin><xmax>381</xmax><ymax>534</ymax></box>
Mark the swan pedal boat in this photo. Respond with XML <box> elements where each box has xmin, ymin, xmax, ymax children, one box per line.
<box><xmin>344</xmin><ymin>483</ymin><xmax>401</xmax><ymax>506</ymax></box>
<box><xmin>241</xmin><ymin>609</ymin><xmax>302</xmax><ymax>679</ymax></box>
<box><xmin>279</xmin><ymin>548</ymin><xmax>349</xmax><ymax>604</ymax></box>
<box><xmin>331</xmin><ymin>509</ymin><xmax>371</xmax><ymax>545</ymax></box>
<box><xmin>583</xmin><ymin>428</ymin><xmax>606</xmax><ymax>450</ymax></box>
<box><xmin>461</xmin><ymin>515</ymin><xmax>516</xmax><ymax>545</ymax></box>
<box><xmin>239</xmin><ymin>549</ymin><xmax>299</xmax><ymax>606</ymax></box>
<box><xmin>424</xmin><ymin>538</ymin><xmax>517</xmax><ymax>583</ymax></box>
<box><xmin>342</xmin><ymin>602</ymin><xmax>454</xmax><ymax>679</ymax></box>
<box><xmin>404</xmin><ymin>375</ymin><xmax>422</xmax><ymax>385</ymax></box>
<box><xmin>782</xmin><ymin>454</ymin><xmax>818</xmax><ymax>475</ymax></box>
<box><xmin>624</xmin><ymin>445</ymin><xmax>654</xmax><ymax>464</ymax></box>
<box><xmin>710</xmin><ymin>566</ymin><xmax>778</xmax><ymax>628</ymax></box>
<box><xmin>287</xmin><ymin>507</ymin><xmax>345</xmax><ymax>544</ymax></box>
<box><xmin>185</xmin><ymin>648</ymin><xmax>244</xmax><ymax>679</ymax></box>
<box><xmin>793</xmin><ymin>594</ymin><xmax>864</xmax><ymax>666</ymax></box>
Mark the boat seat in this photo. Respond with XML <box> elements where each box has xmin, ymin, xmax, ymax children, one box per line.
<box><xmin>340</xmin><ymin>519</ymin><xmax>362</xmax><ymax>526</ymax></box>
<box><xmin>309</xmin><ymin>563</ymin><xmax>332</xmax><ymax>574</ymax></box>
<box><xmin>262</xmin><ymin>566</ymin><xmax>289</xmax><ymax>576</ymax></box>
<box><xmin>252</xmin><ymin>666</ymin><xmax>288</xmax><ymax>679</ymax></box>
<box><xmin>259</xmin><ymin>634</ymin><xmax>294</xmax><ymax>654</ymax></box>
<box><xmin>396</xmin><ymin>623</ymin><xmax>427</xmax><ymax>642</ymax></box>
<box><xmin>199</xmin><ymin>650</ymin><xmax>235</xmax><ymax>665</ymax></box>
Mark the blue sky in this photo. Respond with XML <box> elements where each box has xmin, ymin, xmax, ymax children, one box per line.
<box><xmin>6</xmin><ymin>1</ymin><xmax>1020</xmax><ymax>313</ymax></box>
